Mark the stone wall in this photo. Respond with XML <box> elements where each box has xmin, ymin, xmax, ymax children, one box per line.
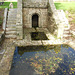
<box><xmin>3</xmin><ymin>8</ymin><xmax>8</xmax><ymax>30</ymax></box>
<box><xmin>23</xmin><ymin>8</ymin><xmax>48</xmax><ymax>28</ymax></box>
<box><xmin>16</xmin><ymin>0</ymin><xmax>70</xmax><ymax>39</ymax></box>
<box><xmin>47</xmin><ymin>0</ymin><xmax>70</xmax><ymax>38</ymax></box>
<box><xmin>47</xmin><ymin>0</ymin><xmax>57</xmax><ymax>35</ymax></box>
<box><xmin>22</xmin><ymin>0</ymin><xmax>48</xmax><ymax>8</ymax></box>
<box><xmin>16</xmin><ymin>0</ymin><xmax>23</xmax><ymax>39</ymax></box>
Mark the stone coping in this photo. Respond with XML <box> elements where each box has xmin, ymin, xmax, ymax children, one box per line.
<box><xmin>16</xmin><ymin>0</ymin><xmax>23</xmax><ymax>39</ymax></box>
<box><xmin>0</xmin><ymin>39</ymin><xmax>15</xmax><ymax>75</ymax></box>
<box><xmin>14</xmin><ymin>39</ymin><xmax>63</xmax><ymax>46</ymax></box>
<box><xmin>0</xmin><ymin>8</ymin><xmax>8</xmax><ymax>45</ymax></box>
<box><xmin>3</xmin><ymin>8</ymin><xmax>8</xmax><ymax>30</ymax></box>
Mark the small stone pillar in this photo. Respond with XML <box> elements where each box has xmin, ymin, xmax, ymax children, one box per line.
<box><xmin>9</xmin><ymin>2</ymin><xmax>13</xmax><ymax>8</ymax></box>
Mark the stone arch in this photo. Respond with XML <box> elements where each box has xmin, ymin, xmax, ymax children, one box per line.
<box><xmin>30</xmin><ymin>12</ymin><xmax>41</xmax><ymax>28</ymax></box>
<box><xmin>32</xmin><ymin>13</ymin><xmax>39</xmax><ymax>28</ymax></box>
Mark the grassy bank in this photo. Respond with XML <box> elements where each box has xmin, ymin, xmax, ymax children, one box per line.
<box><xmin>0</xmin><ymin>2</ymin><xmax>17</xmax><ymax>8</ymax></box>
<box><xmin>54</xmin><ymin>2</ymin><xmax>75</xmax><ymax>13</ymax></box>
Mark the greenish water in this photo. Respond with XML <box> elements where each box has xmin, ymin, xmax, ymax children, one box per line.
<box><xmin>9</xmin><ymin>45</ymin><xmax>75</xmax><ymax>75</ymax></box>
<box><xmin>31</xmin><ymin>32</ymin><xmax>48</xmax><ymax>40</ymax></box>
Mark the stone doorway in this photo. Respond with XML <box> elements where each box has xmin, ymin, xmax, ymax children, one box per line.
<box><xmin>32</xmin><ymin>14</ymin><xmax>38</xmax><ymax>28</ymax></box>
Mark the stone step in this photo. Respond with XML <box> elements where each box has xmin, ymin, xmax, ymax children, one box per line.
<box><xmin>7</xmin><ymin>21</ymin><xmax>16</xmax><ymax>24</ymax></box>
<box><xmin>6</xmin><ymin>24</ymin><xmax>16</xmax><ymax>26</ymax></box>
<box><xmin>7</xmin><ymin>24</ymin><xmax>16</xmax><ymax>26</ymax></box>
<box><xmin>8</xmin><ymin>18</ymin><xmax>16</xmax><ymax>21</ymax></box>
<box><xmin>7</xmin><ymin>20</ymin><xmax>16</xmax><ymax>23</ymax></box>
<box><xmin>9</xmin><ymin>11</ymin><xmax>17</xmax><ymax>13</ymax></box>
<box><xmin>7</xmin><ymin>20</ymin><xmax>16</xmax><ymax>22</ymax></box>
<box><xmin>8</xmin><ymin>13</ymin><xmax>16</xmax><ymax>16</ymax></box>
<box><xmin>63</xmin><ymin>34</ymin><xmax>71</xmax><ymax>37</ymax></box>
<box><xmin>8</xmin><ymin>14</ymin><xmax>17</xmax><ymax>17</ymax></box>
<box><xmin>64</xmin><ymin>28</ymin><xmax>70</xmax><ymax>30</ymax></box>
<box><xmin>8</xmin><ymin>12</ymin><xmax>17</xmax><ymax>15</ymax></box>
<box><xmin>9</xmin><ymin>10</ymin><xmax>17</xmax><ymax>12</ymax></box>
<box><xmin>8</xmin><ymin>10</ymin><xmax>17</xmax><ymax>12</ymax></box>
<box><xmin>70</xmin><ymin>31</ymin><xmax>75</xmax><ymax>36</ymax></box>
<box><xmin>6</xmin><ymin>28</ymin><xmax>16</xmax><ymax>31</ymax></box>
<box><xmin>5</xmin><ymin>35</ymin><xmax>16</xmax><ymax>39</ymax></box>
<box><xmin>6</xmin><ymin>31</ymin><xmax>16</xmax><ymax>34</ymax></box>
<box><xmin>7</xmin><ymin>23</ymin><xmax>16</xmax><ymax>25</ymax></box>
<box><xmin>8</xmin><ymin>17</ymin><xmax>17</xmax><ymax>19</ymax></box>
<box><xmin>8</xmin><ymin>16</ymin><xmax>16</xmax><ymax>19</ymax></box>
<box><xmin>8</xmin><ymin>12</ymin><xmax>16</xmax><ymax>15</ymax></box>
<box><xmin>8</xmin><ymin>10</ymin><xmax>17</xmax><ymax>13</ymax></box>
<box><xmin>6</xmin><ymin>25</ymin><xmax>16</xmax><ymax>28</ymax></box>
<box><xmin>9</xmin><ymin>8</ymin><xmax>17</xmax><ymax>11</ymax></box>
<box><xmin>63</xmin><ymin>31</ymin><xmax>70</xmax><ymax>33</ymax></box>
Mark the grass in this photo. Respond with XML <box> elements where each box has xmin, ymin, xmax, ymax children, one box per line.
<box><xmin>0</xmin><ymin>2</ymin><xmax>17</xmax><ymax>27</ymax></box>
<box><xmin>0</xmin><ymin>2</ymin><xmax>17</xmax><ymax>8</ymax></box>
<box><xmin>54</xmin><ymin>2</ymin><xmax>75</xmax><ymax>13</ymax></box>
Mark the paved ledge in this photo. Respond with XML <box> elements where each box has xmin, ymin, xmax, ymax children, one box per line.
<box><xmin>14</xmin><ymin>39</ymin><xmax>63</xmax><ymax>46</ymax></box>
<box><xmin>64</xmin><ymin>40</ymin><xmax>75</xmax><ymax>50</ymax></box>
<box><xmin>0</xmin><ymin>39</ymin><xmax>15</xmax><ymax>75</ymax></box>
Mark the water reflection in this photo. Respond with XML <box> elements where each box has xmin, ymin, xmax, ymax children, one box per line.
<box><xmin>9</xmin><ymin>45</ymin><xmax>75</xmax><ymax>75</ymax></box>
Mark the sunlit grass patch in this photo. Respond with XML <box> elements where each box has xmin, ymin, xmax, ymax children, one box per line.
<box><xmin>0</xmin><ymin>2</ymin><xmax>17</xmax><ymax>8</ymax></box>
<box><xmin>54</xmin><ymin>2</ymin><xmax>75</xmax><ymax>12</ymax></box>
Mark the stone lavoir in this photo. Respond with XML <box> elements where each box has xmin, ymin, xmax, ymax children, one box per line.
<box><xmin>5</xmin><ymin>0</ymin><xmax>70</xmax><ymax>39</ymax></box>
<box><xmin>0</xmin><ymin>0</ymin><xmax>75</xmax><ymax>75</ymax></box>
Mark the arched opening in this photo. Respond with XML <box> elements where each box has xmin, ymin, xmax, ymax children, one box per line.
<box><xmin>32</xmin><ymin>14</ymin><xmax>39</xmax><ymax>28</ymax></box>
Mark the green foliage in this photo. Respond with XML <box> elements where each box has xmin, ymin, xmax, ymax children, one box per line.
<box><xmin>0</xmin><ymin>2</ymin><xmax>17</xmax><ymax>8</ymax></box>
<box><xmin>54</xmin><ymin>2</ymin><xmax>75</xmax><ymax>12</ymax></box>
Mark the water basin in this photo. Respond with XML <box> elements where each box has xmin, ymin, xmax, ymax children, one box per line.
<box><xmin>9</xmin><ymin>45</ymin><xmax>75</xmax><ymax>75</ymax></box>
<box><xmin>31</xmin><ymin>32</ymin><xmax>48</xmax><ymax>40</ymax></box>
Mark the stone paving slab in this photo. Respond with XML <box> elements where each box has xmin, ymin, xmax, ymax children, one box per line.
<box><xmin>24</xmin><ymin>33</ymin><xmax>31</xmax><ymax>42</ymax></box>
<box><xmin>42</xmin><ymin>39</ymin><xmax>63</xmax><ymax>45</ymax></box>
<box><xmin>31</xmin><ymin>41</ymin><xmax>42</xmax><ymax>46</ymax></box>
<box><xmin>0</xmin><ymin>39</ymin><xmax>15</xmax><ymax>75</ymax></box>
<box><xmin>36</xmin><ymin>28</ymin><xmax>48</xmax><ymax>32</ymax></box>
<box><xmin>24</xmin><ymin>28</ymin><xmax>36</xmax><ymax>33</ymax></box>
